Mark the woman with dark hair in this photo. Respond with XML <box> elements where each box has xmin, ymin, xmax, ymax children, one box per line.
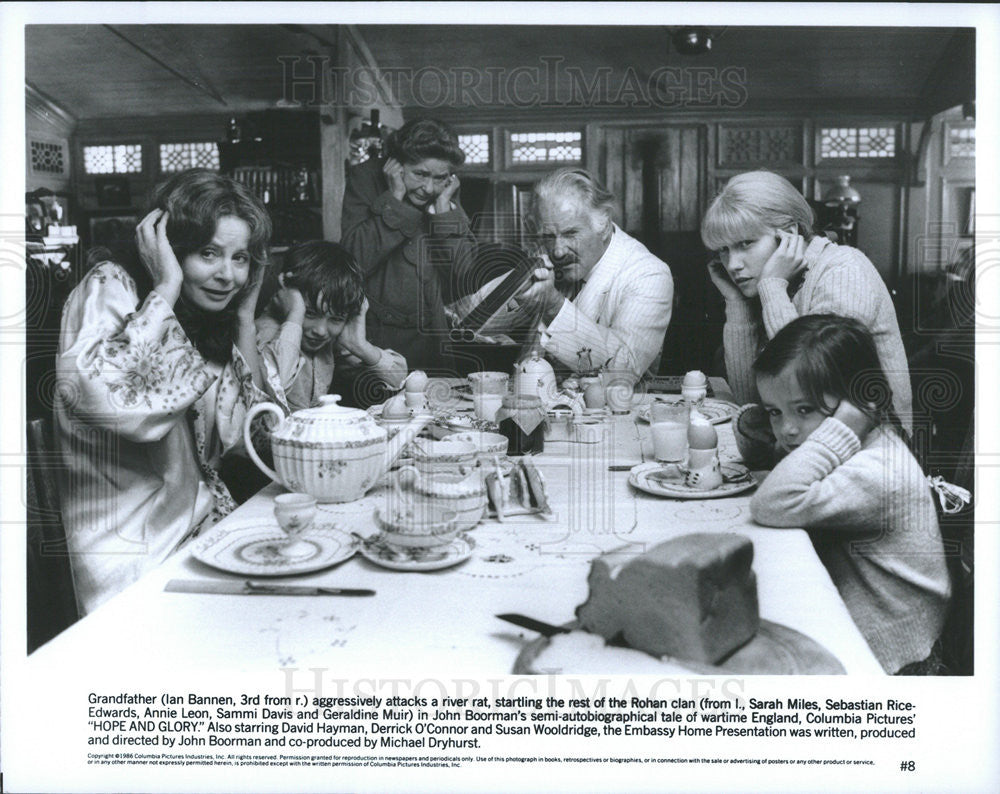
<box><xmin>341</xmin><ymin>118</ymin><xmax>477</xmax><ymax>374</ymax></box>
<box><xmin>54</xmin><ymin>169</ymin><xmax>277</xmax><ymax>613</ymax></box>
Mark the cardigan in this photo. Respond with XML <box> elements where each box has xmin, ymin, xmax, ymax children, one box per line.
<box><xmin>722</xmin><ymin>236</ymin><xmax>912</xmax><ymax>432</ymax></box>
<box><xmin>750</xmin><ymin>416</ymin><xmax>950</xmax><ymax>673</ymax></box>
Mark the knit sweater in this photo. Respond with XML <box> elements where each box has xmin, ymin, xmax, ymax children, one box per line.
<box><xmin>722</xmin><ymin>237</ymin><xmax>912</xmax><ymax>432</ymax></box>
<box><xmin>750</xmin><ymin>417</ymin><xmax>950</xmax><ymax>673</ymax></box>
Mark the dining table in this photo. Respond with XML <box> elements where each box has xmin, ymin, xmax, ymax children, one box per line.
<box><xmin>27</xmin><ymin>377</ymin><xmax>884</xmax><ymax>677</ymax></box>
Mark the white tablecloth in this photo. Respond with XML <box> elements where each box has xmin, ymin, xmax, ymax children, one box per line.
<box><xmin>30</xmin><ymin>395</ymin><xmax>883</xmax><ymax>677</ymax></box>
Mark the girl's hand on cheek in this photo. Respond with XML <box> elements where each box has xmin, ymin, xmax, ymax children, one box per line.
<box><xmin>761</xmin><ymin>230</ymin><xmax>807</xmax><ymax>283</ymax></box>
<box><xmin>833</xmin><ymin>399</ymin><xmax>875</xmax><ymax>442</ymax></box>
<box><xmin>708</xmin><ymin>258</ymin><xmax>746</xmax><ymax>303</ymax></box>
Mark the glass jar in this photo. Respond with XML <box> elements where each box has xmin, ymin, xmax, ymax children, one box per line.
<box><xmin>495</xmin><ymin>394</ymin><xmax>546</xmax><ymax>455</ymax></box>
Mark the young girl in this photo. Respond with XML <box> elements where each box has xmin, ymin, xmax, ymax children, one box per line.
<box><xmin>55</xmin><ymin>169</ymin><xmax>276</xmax><ymax>614</ymax></box>
<box><xmin>748</xmin><ymin>315</ymin><xmax>950</xmax><ymax>674</ymax></box>
<box><xmin>700</xmin><ymin>170</ymin><xmax>912</xmax><ymax>432</ymax></box>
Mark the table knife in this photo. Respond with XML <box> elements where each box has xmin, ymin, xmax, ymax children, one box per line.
<box><xmin>165</xmin><ymin>579</ymin><xmax>375</xmax><ymax>596</ymax></box>
<box><xmin>496</xmin><ymin>613</ymin><xmax>571</xmax><ymax>638</ymax></box>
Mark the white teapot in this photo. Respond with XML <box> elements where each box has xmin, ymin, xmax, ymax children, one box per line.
<box><xmin>243</xmin><ymin>395</ymin><xmax>429</xmax><ymax>503</ymax></box>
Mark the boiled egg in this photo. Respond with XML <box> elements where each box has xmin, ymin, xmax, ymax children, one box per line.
<box><xmin>687</xmin><ymin>412</ymin><xmax>717</xmax><ymax>449</ymax></box>
<box><xmin>405</xmin><ymin>370</ymin><xmax>428</xmax><ymax>393</ymax></box>
<box><xmin>383</xmin><ymin>393</ymin><xmax>410</xmax><ymax>419</ymax></box>
<box><xmin>683</xmin><ymin>370</ymin><xmax>707</xmax><ymax>388</ymax></box>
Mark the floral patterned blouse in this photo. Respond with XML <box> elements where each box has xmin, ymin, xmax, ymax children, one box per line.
<box><xmin>54</xmin><ymin>262</ymin><xmax>273</xmax><ymax>614</ymax></box>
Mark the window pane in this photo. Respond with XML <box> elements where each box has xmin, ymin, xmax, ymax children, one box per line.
<box><xmin>83</xmin><ymin>145</ymin><xmax>116</xmax><ymax>174</ymax></box>
<box><xmin>510</xmin><ymin>131</ymin><xmax>582</xmax><ymax>164</ymax></box>
<box><xmin>948</xmin><ymin>126</ymin><xmax>975</xmax><ymax>159</ymax></box>
<box><xmin>160</xmin><ymin>142</ymin><xmax>220</xmax><ymax>172</ymax></box>
<box><xmin>458</xmin><ymin>134</ymin><xmax>490</xmax><ymax>165</ymax></box>
<box><xmin>820</xmin><ymin>126</ymin><xmax>896</xmax><ymax>159</ymax></box>
<box><xmin>83</xmin><ymin>144</ymin><xmax>144</xmax><ymax>174</ymax></box>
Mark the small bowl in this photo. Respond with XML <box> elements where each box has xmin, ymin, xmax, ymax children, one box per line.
<box><xmin>411</xmin><ymin>439</ymin><xmax>479</xmax><ymax>474</ymax></box>
<box><xmin>375</xmin><ymin>507</ymin><xmax>459</xmax><ymax>549</ymax></box>
<box><xmin>444</xmin><ymin>431</ymin><xmax>509</xmax><ymax>460</ymax></box>
<box><xmin>573</xmin><ymin>418</ymin><xmax>607</xmax><ymax>444</ymax></box>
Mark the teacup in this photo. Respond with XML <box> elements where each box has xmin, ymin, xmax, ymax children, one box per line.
<box><xmin>375</xmin><ymin>507</ymin><xmax>459</xmax><ymax>549</ymax></box>
<box><xmin>395</xmin><ymin>465</ymin><xmax>487</xmax><ymax>532</ymax></box>
<box><xmin>273</xmin><ymin>493</ymin><xmax>317</xmax><ymax>558</ymax></box>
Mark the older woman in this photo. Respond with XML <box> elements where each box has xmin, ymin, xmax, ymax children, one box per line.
<box><xmin>340</xmin><ymin>118</ymin><xmax>477</xmax><ymax>374</ymax></box>
<box><xmin>54</xmin><ymin>169</ymin><xmax>277</xmax><ymax>614</ymax></box>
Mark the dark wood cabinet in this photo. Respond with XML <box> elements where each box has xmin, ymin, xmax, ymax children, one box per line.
<box><xmin>219</xmin><ymin>110</ymin><xmax>323</xmax><ymax>248</ymax></box>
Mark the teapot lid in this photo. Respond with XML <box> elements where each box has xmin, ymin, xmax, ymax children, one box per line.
<box><xmin>296</xmin><ymin>394</ymin><xmax>370</xmax><ymax>422</ymax></box>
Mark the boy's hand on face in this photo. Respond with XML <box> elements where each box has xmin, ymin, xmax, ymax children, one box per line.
<box><xmin>272</xmin><ymin>284</ymin><xmax>307</xmax><ymax>325</ymax></box>
<box><xmin>761</xmin><ymin>230</ymin><xmax>807</xmax><ymax>283</ymax></box>
<box><xmin>336</xmin><ymin>298</ymin><xmax>380</xmax><ymax>366</ymax></box>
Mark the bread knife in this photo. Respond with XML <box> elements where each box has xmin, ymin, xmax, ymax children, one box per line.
<box><xmin>165</xmin><ymin>579</ymin><xmax>375</xmax><ymax>596</ymax></box>
<box><xmin>496</xmin><ymin>613</ymin><xmax>571</xmax><ymax>638</ymax></box>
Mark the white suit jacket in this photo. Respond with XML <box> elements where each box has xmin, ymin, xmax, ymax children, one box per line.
<box><xmin>542</xmin><ymin>225</ymin><xmax>673</xmax><ymax>381</ymax></box>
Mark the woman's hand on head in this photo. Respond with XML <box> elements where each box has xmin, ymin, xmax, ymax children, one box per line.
<box><xmin>761</xmin><ymin>230</ymin><xmax>807</xmax><ymax>283</ymax></box>
<box><xmin>433</xmin><ymin>174</ymin><xmax>460</xmax><ymax>215</ymax></box>
<box><xmin>236</xmin><ymin>262</ymin><xmax>266</xmax><ymax>323</ymax></box>
<box><xmin>137</xmin><ymin>209</ymin><xmax>183</xmax><ymax>306</ymax></box>
<box><xmin>832</xmin><ymin>399</ymin><xmax>876</xmax><ymax>442</ymax></box>
<box><xmin>707</xmin><ymin>258</ymin><xmax>746</xmax><ymax>303</ymax></box>
<box><xmin>382</xmin><ymin>158</ymin><xmax>407</xmax><ymax>202</ymax></box>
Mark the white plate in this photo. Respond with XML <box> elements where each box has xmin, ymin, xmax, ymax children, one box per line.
<box><xmin>360</xmin><ymin>533</ymin><xmax>475</xmax><ymax>571</ymax></box>
<box><xmin>635</xmin><ymin>398</ymin><xmax>738</xmax><ymax>425</ymax></box>
<box><xmin>628</xmin><ymin>461</ymin><xmax>757</xmax><ymax>500</ymax></box>
<box><xmin>191</xmin><ymin>518</ymin><xmax>359</xmax><ymax>576</ymax></box>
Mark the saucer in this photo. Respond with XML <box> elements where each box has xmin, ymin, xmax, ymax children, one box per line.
<box><xmin>191</xmin><ymin>518</ymin><xmax>358</xmax><ymax>576</ymax></box>
<box><xmin>628</xmin><ymin>461</ymin><xmax>757</xmax><ymax>500</ymax></box>
<box><xmin>360</xmin><ymin>533</ymin><xmax>476</xmax><ymax>571</ymax></box>
<box><xmin>636</xmin><ymin>398</ymin><xmax>738</xmax><ymax>425</ymax></box>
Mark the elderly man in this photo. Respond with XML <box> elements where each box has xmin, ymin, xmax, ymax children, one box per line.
<box><xmin>514</xmin><ymin>168</ymin><xmax>674</xmax><ymax>381</ymax></box>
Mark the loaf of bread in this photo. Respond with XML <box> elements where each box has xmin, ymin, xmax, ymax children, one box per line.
<box><xmin>575</xmin><ymin>533</ymin><xmax>759</xmax><ymax>664</ymax></box>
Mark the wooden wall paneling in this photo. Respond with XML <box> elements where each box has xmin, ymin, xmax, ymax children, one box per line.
<box><xmin>602</xmin><ymin>127</ymin><xmax>627</xmax><ymax>229</ymax></box>
<box><xmin>660</xmin><ymin>131</ymin><xmax>682</xmax><ymax>232</ymax></box>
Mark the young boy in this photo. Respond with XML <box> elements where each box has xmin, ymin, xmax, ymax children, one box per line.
<box><xmin>255</xmin><ymin>241</ymin><xmax>407</xmax><ymax>412</ymax></box>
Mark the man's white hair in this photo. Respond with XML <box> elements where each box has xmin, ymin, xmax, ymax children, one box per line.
<box><xmin>528</xmin><ymin>168</ymin><xmax>616</xmax><ymax>237</ymax></box>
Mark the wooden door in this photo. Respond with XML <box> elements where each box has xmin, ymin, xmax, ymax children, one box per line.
<box><xmin>601</xmin><ymin>125</ymin><xmax>706</xmax><ymax>237</ymax></box>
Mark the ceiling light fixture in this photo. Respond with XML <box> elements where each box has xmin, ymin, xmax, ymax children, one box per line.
<box><xmin>671</xmin><ymin>27</ymin><xmax>713</xmax><ymax>55</ymax></box>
